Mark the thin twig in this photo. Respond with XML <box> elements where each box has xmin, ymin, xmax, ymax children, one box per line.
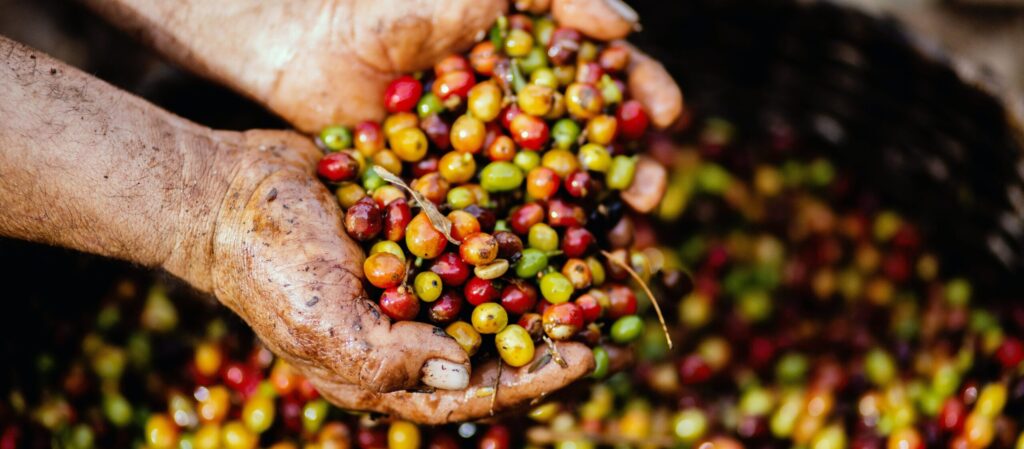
<box><xmin>601</xmin><ymin>250</ymin><xmax>673</xmax><ymax>349</ymax></box>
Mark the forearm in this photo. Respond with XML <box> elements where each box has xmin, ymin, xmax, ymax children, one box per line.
<box><xmin>0</xmin><ymin>36</ymin><xmax>229</xmax><ymax>286</ymax></box>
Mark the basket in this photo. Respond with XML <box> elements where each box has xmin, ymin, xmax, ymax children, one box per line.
<box><xmin>629</xmin><ymin>0</ymin><xmax>1024</xmax><ymax>296</ymax></box>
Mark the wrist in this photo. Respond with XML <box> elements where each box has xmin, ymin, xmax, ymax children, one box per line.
<box><xmin>160</xmin><ymin>129</ymin><xmax>245</xmax><ymax>293</ymax></box>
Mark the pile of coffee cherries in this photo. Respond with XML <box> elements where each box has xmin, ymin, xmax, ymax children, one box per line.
<box><xmin>314</xmin><ymin>6</ymin><xmax>665</xmax><ymax>370</ymax></box>
<box><xmin>0</xmin><ymin>277</ymin><xmax>524</xmax><ymax>449</ymax></box>
<box><xmin>3</xmin><ymin>115</ymin><xmax>1024</xmax><ymax>449</ymax></box>
<box><xmin>514</xmin><ymin>118</ymin><xmax>1024</xmax><ymax>449</ymax></box>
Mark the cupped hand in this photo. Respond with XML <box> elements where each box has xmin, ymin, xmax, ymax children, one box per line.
<box><xmin>87</xmin><ymin>0</ymin><xmax>682</xmax><ymax>132</ymax></box>
<box><xmin>181</xmin><ymin>129</ymin><xmax>609</xmax><ymax>423</ymax></box>
<box><xmin>262</xmin><ymin>0</ymin><xmax>683</xmax><ymax>132</ymax></box>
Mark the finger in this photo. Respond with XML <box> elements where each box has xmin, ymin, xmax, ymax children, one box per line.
<box><xmin>514</xmin><ymin>0</ymin><xmax>552</xmax><ymax>14</ymax></box>
<box><xmin>310</xmin><ymin>342</ymin><xmax>595</xmax><ymax>425</ymax></box>
<box><xmin>621</xmin><ymin>42</ymin><xmax>684</xmax><ymax>129</ymax></box>
<box><xmin>551</xmin><ymin>0</ymin><xmax>638</xmax><ymax>41</ymax></box>
<box><xmin>621</xmin><ymin>155</ymin><xmax>668</xmax><ymax>213</ymax></box>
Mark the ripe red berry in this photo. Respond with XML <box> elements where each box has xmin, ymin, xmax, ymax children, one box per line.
<box><xmin>500</xmin><ymin>104</ymin><xmax>522</xmax><ymax>130</ymax></box>
<box><xmin>617</xmin><ymin>100</ymin><xmax>649</xmax><ymax>140</ymax></box>
<box><xmin>383</xmin><ymin>75</ymin><xmax>423</xmax><ymax>113</ymax></box>
<box><xmin>547</xmin><ymin>27</ymin><xmax>582</xmax><ymax>65</ymax></box>
<box><xmin>561</xmin><ymin>227</ymin><xmax>594</xmax><ymax>258</ymax></box>
<box><xmin>939</xmin><ymin>397</ymin><xmax>966</xmax><ymax>433</ymax></box>
<box><xmin>412</xmin><ymin>155</ymin><xmax>439</xmax><ymax>178</ymax></box>
<box><xmin>564</xmin><ymin>171</ymin><xmax>592</xmax><ymax>198</ymax></box>
<box><xmin>383</xmin><ymin>199</ymin><xmax>412</xmax><ymax>242</ymax></box>
<box><xmin>433</xmin><ymin>70</ymin><xmax>475</xmax><ymax>101</ymax></box>
<box><xmin>434</xmin><ymin>55</ymin><xmax>470</xmax><ymax>77</ymax></box>
<box><xmin>510</xmin><ymin>114</ymin><xmax>549</xmax><ymax>151</ymax></box>
<box><xmin>547</xmin><ymin>199</ymin><xmax>585</xmax><ymax>228</ymax></box>
<box><xmin>430</xmin><ymin>252</ymin><xmax>470</xmax><ymax>287</ymax></box>
<box><xmin>995</xmin><ymin>337</ymin><xmax>1024</xmax><ymax>369</ymax></box>
<box><xmin>317</xmin><ymin>152</ymin><xmax>360</xmax><ymax>183</ymax></box>
<box><xmin>679</xmin><ymin>354</ymin><xmax>713</xmax><ymax>384</ymax></box>
<box><xmin>354</xmin><ymin>121</ymin><xmax>384</xmax><ymax>154</ymax></box>
<box><xmin>605</xmin><ymin>284</ymin><xmax>637</xmax><ymax>319</ymax></box>
<box><xmin>420</xmin><ymin>114</ymin><xmax>451</xmax><ymax>150</ymax></box>
<box><xmin>501</xmin><ymin>283</ymin><xmax>538</xmax><ymax>315</ymax></box>
<box><xmin>575</xmin><ymin>62</ymin><xmax>604</xmax><ymax>85</ymax></box>
<box><xmin>479</xmin><ymin>425</ymin><xmax>511</xmax><ymax>449</ymax></box>
<box><xmin>464</xmin><ymin>277</ymin><xmax>500</xmax><ymax>306</ymax></box>
<box><xmin>344</xmin><ymin>197</ymin><xmax>382</xmax><ymax>241</ymax></box>
<box><xmin>510</xmin><ymin>203</ymin><xmax>545</xmax><ymax>235</ymax></box>
<box><xmin>357</xmin><ymin>426</ymin><xmax>388</xmax><ymax>449</ymax></box>
<box><xmin>575</xmin><ymin>293</ymin><xmax>602</xmax><ymax>323</ymax></box>
<box><xmin>429</xmin><ymin>290</ymin><xmax>464</xmax><ymax>324</ymax></box>
<box><xmin>542</xmin><ymin>302</ymin><xmax>584</xmax><ymax>341</ymax></box>
<box><xmin>379</xmin><ymin>287</ymin><xmax>419</xmax><ymax>321</ymax></box>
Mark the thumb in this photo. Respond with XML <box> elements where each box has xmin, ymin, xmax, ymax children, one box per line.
<box><xmin>551</xmin><ymin>0</ymin><xmax>639</xmax><ymax>41</ymax></box>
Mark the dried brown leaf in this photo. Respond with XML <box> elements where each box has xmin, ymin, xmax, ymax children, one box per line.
<box><xmin>372</xmin><ymin>166</ymin><xmax>459</xmax><ymax>244</ymax></box>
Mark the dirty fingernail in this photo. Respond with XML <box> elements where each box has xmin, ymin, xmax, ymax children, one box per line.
<box><xmin>422</xmin><ymin>359</ymin><xmax>470</xmax><ymax>390</ymax></box>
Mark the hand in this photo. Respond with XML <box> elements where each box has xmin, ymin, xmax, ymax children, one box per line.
<box><xmin>85</xmin><ymin>0</ymin><xmax>683</xmax><ymax>132</ymax></box>
<box><xmin>182</xmin><ymin>129</ymin><xmax>608</xmax><ymax>423</ymax></box>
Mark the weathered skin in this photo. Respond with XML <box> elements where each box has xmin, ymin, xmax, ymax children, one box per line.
<box><xmin>0</xmin><ymin>0</ymin><xmax>681</xmax><ymax>423</ymax></box>
<box><xmin>82</xmin><ymin>0</ymin><xmax>682</xmax><ymax>132</ymax></box>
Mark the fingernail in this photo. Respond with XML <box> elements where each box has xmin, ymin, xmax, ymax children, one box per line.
<box><xmin>602</xmin><ymin>0</ymin><xmax>639</xmax><ymax>25</ymax></box>
<box><xmin>422</xmin><ymin>359</ymin><xmax>470</xmax><ymax>390</ymax></box>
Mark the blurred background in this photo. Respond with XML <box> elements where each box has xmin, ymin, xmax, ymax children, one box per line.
<box><xmin>2</xmin><ymin>1</ymin><xmax>1023</xmax><ymax>448</ymax></box>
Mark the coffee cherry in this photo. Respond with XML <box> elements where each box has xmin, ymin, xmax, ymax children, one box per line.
<box><xmin>320</xmin><ymin>125</ymin><xmax>353</xmax><ymax>151</ymax></box>
<box><xmin>451</xmin><ymin>114</ymin><xmax>486</xmax><ymax>154</ymax></box>
<box><xmin>413</xmin><ymin>272</ymin><xmax>443</xmax><ymax>303</ymax></box>
<box><xmin>510</xmin><ymin>203</ymin><xmax>546</xmax><ymax>235</ymax></box>
<box><xmin>363</xmin><ymin>252</ymin><xmax>405</xmax><ymax>289</ymax></box>
<box><xmin>434</xmin><ymin>54</ymin><xmax>470</xmax><ymax>76</ymax></box>
<box><xmin>501</xmin><ymin>283</ymin><xmax>538</xmax><ymax>315</ymax></box>
<box><xmin>384</xmin><ymin>75</ymin><xmax>422</xmax><ymax>113</ymax></box>
<box><xmin>472</xmin><ymin>303</ymin><xmax>509</xmax><ymax>334</ymax></box>
<box><xmin>562</xmin><ymin>258</ymin><xmax>592</xmax><ymax>289</ymax></box>
<box><xmin>605</xmin><ymin>284</ymin><xmax>638</xmax><ymax>319</ymax></box>
<box><xmin>564</xmin><ymin>171</ymin><xmax>592</xmax><ymax>198</ymax></box>
<box><xmin>464</xmin><ymin>277</ymin><xmax>500</xmax><ymax>306</ymax></box>
<box><xmin>344</xmin><ymin>198</ymin><xmax>382</xmax><ymax>241</ymax></box>
<box><xmin>460</xmin><ymin>233</ymin><xmax>499</xmax><ymax>266</ymax></box>
<box><xmin>389</xmin><ymin>127</ymin><xmax>428</xmax><ymax>162</ymax></box>
<box><xmin>565</xmin><ymin>83</ymin><xmax>603</xmax><ymax>119</ymax></box>
<box><xmin>446</xmin><ymin>321</ymin><xmax>482</xmax><ymax>356</ymax></box>
<box><xmin>432</xmin><ymin>70</ymin><xmax>475</xmax><ymax>101</ymax></box>
<box><xmin>510</xmin><ymin>114</ymin><xmax>549</xmax><ymax>150</ymax></box>
<box><xmin>540</xmin><ymin>272</ymin><xmax>574</xmax><ymax>304</ymax></box>
<box><xmin>526</xmin><ymin>167</ymin><xmax>560</xmax><ymax>200</ymax></box>
<box><xmin>410</xmin><ymin>172</ymin><xmax>450</xmax><ymax>205</ymax></box>
<box><xmin>317</xmin><ymin>152</ymin><xmax>359</xmax><ymax>183</ymax></box>
<box><xmin>469</xmin><ymin>41</ymin><xmax>499</xmax><ymax>76</ymax></box>
<box><xmin>495</xmin><ymin>324</ymin><xmax>535</xmax><ymax>367</ymax></box>
<box><xmin>405</xmin><ymin>212</ymin><xmax>448</xmax><ymax>259</ymax></box>
<box><xmin>547</xmin><ymin>27</ymin><xmax>581</xmax><ymax>65</ymax></box>
<box><xmin>430</xmin><ymin>252</ymin><xmax>470</xmax><ymax>287</ymax></box>
<box><xmin>383</xmin><ymin>199</ymin><xmax>412</xmax><ymax>242</ymax></box>
<box><xmin>542</xmin><ymin>302</ymin><xmax>583</xmax><ymax>340</ymax></box>
<box><xmin>428</xmin><ymin>290</ymin><xmax>463</xmax><ymax>325</ymax></box>
<box><xmin>379</xmin><ymin>287</ymin><xmax>419</xmax><ymax>321</ymax></box>
<box><xmin>575</xmin><ymin>293</ymin><xmax>602</xmax><ymax>323</ymax></box>
<box><xmin>616</xmin><ymin>100</ymin><xmax>649</xmax><ymax>140</ymax></box>
<box><xmin>562</xmin><ymin>227</ymin><xmax>594</xmax><ymax>258</ymax></box>
<box><xmin>547</xmin><ymin>198</ymin><xmax>585</xmax><ymax>227</ymax></box>
<box><xmin>447</xmin><ymin>210</ymin><xmax>481</xmax><ymax>242</ymax></box>
<box><xmin>354</xmin><ymin>121</ymin><xmax>385</xmax><ymax>156</ymax></box>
